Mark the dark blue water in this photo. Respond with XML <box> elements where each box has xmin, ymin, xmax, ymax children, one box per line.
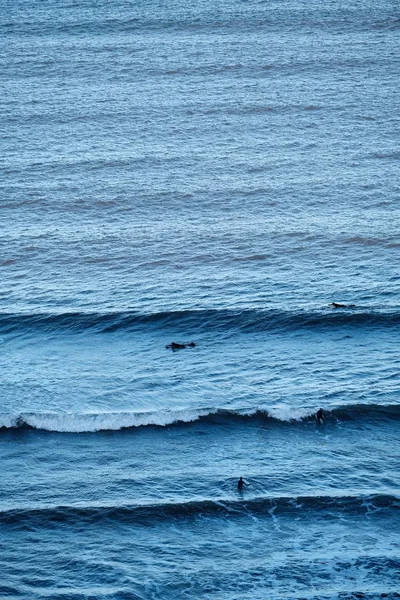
<box><xmin>1</xmin><ymin>0</ymin><xmax>400</xmax><ymax>597</ymax></box>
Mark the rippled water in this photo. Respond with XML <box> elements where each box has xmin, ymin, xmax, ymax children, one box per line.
<box><xmin>1</xmin><ymin>0</ymin><xmax>400</xmax><ymax>598</ymax></box>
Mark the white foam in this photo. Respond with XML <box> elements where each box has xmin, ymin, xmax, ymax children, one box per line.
<box><xmin>0</xmin><ymin>413</ymin><xmax>21</xmax><ymax>429</ymax></box>
<box><xmin>266</xmin><ymin>405</ymin><xmax>316</xmax><ymax>421</ymax></box>
<box><xmin>12</xmin><ymin>409</ymin><xmax>210</xmax><ymax>433</ymax></box>
<box><xmin>0</xmin><ymin>405</ymin><xmax>319</xmax><ymax>432</ymax></box>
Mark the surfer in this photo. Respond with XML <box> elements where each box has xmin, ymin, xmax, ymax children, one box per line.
<box><xmin>237</xmin><ymin>477</ymin><xmax>249</xmax><ymax>491</ymax></box>
<box><xmin>329</xmin><ymin>302</ymin><xmax>347</xmax><ymax>308</ymax></box>
<box><xmin>166</xmin><ymin>341</ymin><xmax>196</xmax><ymax>350</ymax></box>
<box><xmin>316</xmin><ymin>408</ymin><xmax>325</xmax><ymax>425</ymax></box>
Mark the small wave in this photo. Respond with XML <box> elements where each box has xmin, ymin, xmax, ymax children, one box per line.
<box><xmin>344</xmin><ymin>236</ymin><xmax>400</xmax><ymax>248</ymax></box>
<box><xmin>232</xmin><ymin>254</ymin><xmax>268</xmax><ymax>262</ymax></box>
<box><xmin>1</xmin><ymin>494</ymin><xmax>398</xmax><ymax>528</ymax></box>
<box><xmin>372</xmin><ymin>150</ymin><xmax>400</xmax><ymax>160</ymax></box>
<box><xmin>1</xmin><ymin>306</ymin><xmax>400</xmax><ymax>336</ymax></box>
<box><xmin>1</xmin><ymin>404</ymin><xmax>399</xmax><ymax>433</ymax></box>
<box><xmin>370</xmin><ymin>17</ymin><xmax>400</xmax><ymax>30</ymax></box>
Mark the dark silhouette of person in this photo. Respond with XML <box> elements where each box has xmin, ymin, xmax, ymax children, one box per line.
<box><xmin>166</xmin><ymin>341</ymin><xmax>196</xmax><ymax>350</ymax></box>
<box><xmin>316</xmin><ymin>408</ymin><xmax>325</xmax><ymax>425</ymax></box>
<box><xmin>237</xmin><ymin>477</ymin><xmax>249</xmax><ymax>490</ymax></box>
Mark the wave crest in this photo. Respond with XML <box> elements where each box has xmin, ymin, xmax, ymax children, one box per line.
<box><xmin>1</xmin><ymin>306</ymin><xmax>400</xmax><ymax>335</ymax></box>
<box><xmin>1</xmin><ymin>403</ymin><xmax>398</xmax><ymax>433</ymax></box>
<box><xmin>1</xmin><ymin>494</ymin><xmax>398</xmax><ymax>527</ymax></box>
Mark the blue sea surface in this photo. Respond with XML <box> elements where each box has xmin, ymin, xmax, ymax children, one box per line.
<box><xmin>1</xmin><ymin>0</ymin><xmax>400</xmax><ymax>598</ymax></box>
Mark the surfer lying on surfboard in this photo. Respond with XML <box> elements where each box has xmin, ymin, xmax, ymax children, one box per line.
<box><xmin>166</xmin><ymin>341</ymin><xmax>196</xmax><ymax>350</ymax></box>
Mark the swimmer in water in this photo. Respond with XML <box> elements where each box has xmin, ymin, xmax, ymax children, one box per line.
<box><xmin>237</xmin><ymin>477</ymin><xmax>249</xmax><ymax>490</ymax></box>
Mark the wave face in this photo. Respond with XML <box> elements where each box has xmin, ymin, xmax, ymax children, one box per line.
<box><xmin>1</xmin><ymin>404</ymin><xmax>399</xmax><ymax>433</ymax></box>
<box><xmin>0</xmin><ymin>307</ymin><xmax>400</xmax><ymax>335</ymax></box>
<box><xmin>1</xmin><ymin>494</ymin><xmax>398</xmax><ymax>527</ymax></box>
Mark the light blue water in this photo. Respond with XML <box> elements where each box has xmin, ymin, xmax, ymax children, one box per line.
<box><xmin>1</xmin><ymin>0</ymin><xmax>400</xmax><ymax>598</ymax></box>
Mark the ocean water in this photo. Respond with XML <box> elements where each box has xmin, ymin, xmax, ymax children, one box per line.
<box><xmin>1</xmin><ymin>0</ymin><xmax>400</xmax><ymax>598</ymax></box>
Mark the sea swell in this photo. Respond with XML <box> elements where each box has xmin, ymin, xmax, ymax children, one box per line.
<box><xmin>0</xmin><ymin>306</ymin><xmax>399</xmax><ymax>335</ymax></box>
<box><xmin>1</xmin><ymin>403</ymin><xmax>399</xmax><ymax>433</ymax></box>
<box><xmin>3</xmin><ymin>7</ymin><xmax>397</xmax><ymax>37</ymax></box>
<box><xmin>0</xmin><ymin>494</ymin><xmax>398</xmax><ymax>528</ymax></box>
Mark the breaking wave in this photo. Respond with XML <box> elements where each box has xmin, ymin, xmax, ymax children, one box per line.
<box><xmin>1</xmin><ymin>403</ymin><xmax>398</xmax><ymax>433</ymax></box>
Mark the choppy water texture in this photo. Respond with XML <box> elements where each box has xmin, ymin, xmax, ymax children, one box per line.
<box><xmin>1</xmin><ymin>0</ymin><xmax>400</xmax><ymax>598</ymax></box>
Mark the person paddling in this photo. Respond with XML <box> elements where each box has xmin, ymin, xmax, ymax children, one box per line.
<box><xmin>166</xmin><ymin>341</ymin><xmax>196</xmax><ymax>350</ymax></box>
